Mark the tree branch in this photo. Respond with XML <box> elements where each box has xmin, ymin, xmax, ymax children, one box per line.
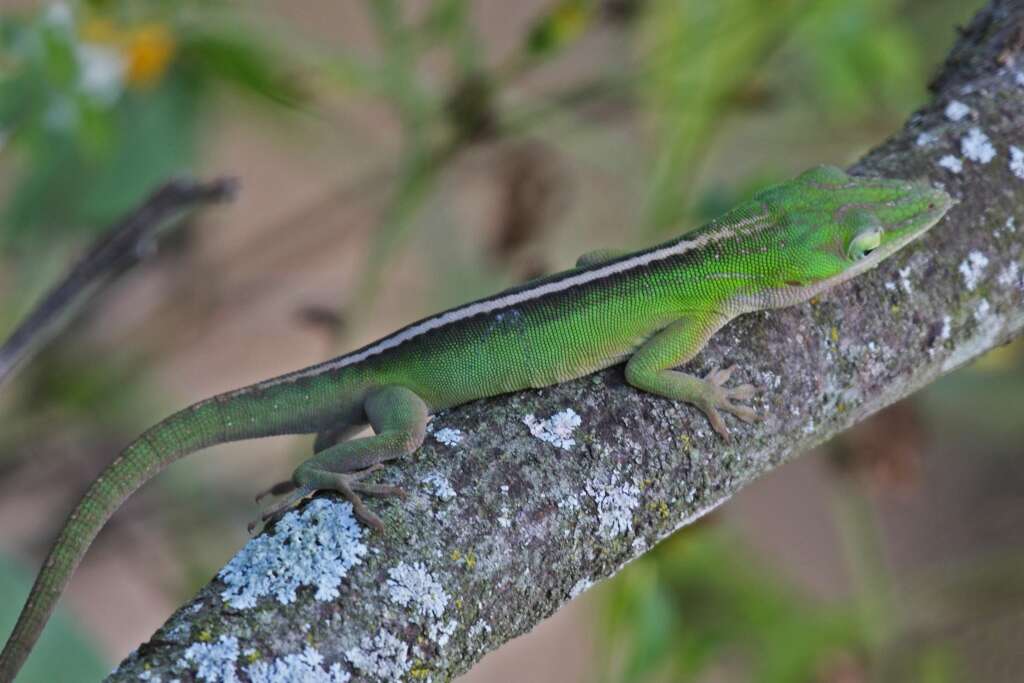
<box><xmin>109</xmin><ymin>2</ymin><xmax>1024</xmax><ymax>681</ymax></box>
<box><xmin>0</xmin><ymin>177</ymin><xmax>238</xmax><ymax>387</ymax></box>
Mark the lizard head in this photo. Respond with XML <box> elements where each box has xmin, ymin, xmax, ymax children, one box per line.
<box><xmin>753</xmin><ymin>165</ymin><xmax>954</xmax><ymax>304</ymax></box>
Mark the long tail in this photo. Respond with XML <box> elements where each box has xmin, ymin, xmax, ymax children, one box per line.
<box><xmin>0</xmin><ymin>399</ymin><xmax>230</xmax><ymax>682</ymax></box>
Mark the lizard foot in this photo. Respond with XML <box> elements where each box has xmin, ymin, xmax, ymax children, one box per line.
<box><xmin>252</xmin><ymin>464</ymin><xmax>406</xmax><ymax>533</ymax></box>
<box><xmin>304</xmin><ymin>463</ymin><xmax>407</xmax><ymax>531</ymax></box>
<box><xmin>701</xmin><ymin>365</ymin><xmax>760</xmax><ymax>439</ymax></box>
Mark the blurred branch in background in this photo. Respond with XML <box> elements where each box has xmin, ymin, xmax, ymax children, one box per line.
<box><xmin>0</xmin><ymin>176</ymin><xmax>236</xmax><ymax>387</ymax></box>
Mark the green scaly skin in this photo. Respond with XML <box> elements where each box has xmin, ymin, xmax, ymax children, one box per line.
<box><xmin>0</xmin><ymin>166</ymin><xmax>952</xmax><ymax>681</ymax></box>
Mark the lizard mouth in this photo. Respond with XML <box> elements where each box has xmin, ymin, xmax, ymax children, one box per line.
<box><xmin>875</xmin><ymin>185</ymin><xmax>954</xmax><ymax>256</ymax></box>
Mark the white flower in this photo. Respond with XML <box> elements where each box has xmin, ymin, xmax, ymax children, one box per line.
<box><xmin>76</xmin><ymin>43</ymin><xmax>126</xmax><ymax>104</ymax></box>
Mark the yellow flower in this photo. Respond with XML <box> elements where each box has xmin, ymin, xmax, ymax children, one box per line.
<box><xmin>125</xmin><ymin>24</ymin><xmax>175</xmax><ymax>88</ymax></box>
<box><xmin>79</xmin><ymin>17</ymin><xmax>175</xmax><ymax>89</ymax></box>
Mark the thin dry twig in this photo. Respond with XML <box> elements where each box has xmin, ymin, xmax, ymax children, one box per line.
<box><xmin>0</xmin><ymin>177</ymin><xmax>238</xmax><ymax>386</ymax></box>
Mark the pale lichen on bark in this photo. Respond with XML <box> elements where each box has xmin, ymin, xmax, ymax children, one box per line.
<box><xmin>109</xmin><ymin>2</ymin><xmax>1024</xmax><ymax>681</ymax></box>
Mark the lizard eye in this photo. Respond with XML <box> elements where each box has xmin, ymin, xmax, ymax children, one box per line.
<box><xmin>843</xmin><ymin>209</ymin><xmax>884</xmax><ymax>261</ymax></box>
<box><xmin>847</xmin><ymin>226</ymin><xmax>883</xmax><ymax>260</ymax></box>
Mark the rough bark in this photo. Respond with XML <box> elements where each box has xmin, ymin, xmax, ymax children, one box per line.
<box><xmin>109</xmin><ymin>2</ymin><xmax>1024</xmax><ymax>681</ymax></box>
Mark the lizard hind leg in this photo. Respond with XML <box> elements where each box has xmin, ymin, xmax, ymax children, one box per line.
<box><xmin>259</xmin><ymin>385</ymin><xmax>428</xmax><ymax>531</ymax></box>
<box><xmin>312</xmin><ymin>420</ymin><xmax>369</xmax><ymax>455</ymax></box>
<box><xmin>253</xmin><ymin>417</ymin><xmax>367</xmax><ymax>505</ymax></box>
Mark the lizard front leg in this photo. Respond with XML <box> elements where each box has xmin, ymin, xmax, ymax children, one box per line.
<box><xmin>625</xmin><ymin>312</ymin><xmax>758</xmax><ymax>439</ymax></box>
<box><xmin>260</xmin><ymin>385</ymin><xmax>428</xmax><ymax>530</ymax></box>
<box><xmin>253</xmin><ymin>416</ymin><xmax>369</xmax><ymax>509</ymax></box>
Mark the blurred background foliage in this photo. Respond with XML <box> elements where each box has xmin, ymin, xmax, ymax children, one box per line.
<box><xmin>0</xmin><ymin>1</ymin><xmax>1021</xmax><ymax>682</ymax></box>
<box><xmin>0</xmin><ymin>0</ymin><xmax>301</xmax><ymax>246</ymax></box>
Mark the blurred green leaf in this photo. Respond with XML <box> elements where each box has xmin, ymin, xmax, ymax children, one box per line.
<box><xmin>40</xmin><ymin>22</ymin><xmax>80</xmax><ymax>89</ymax></box>
<box><xmin>793</xmin><ymin>0</ymin><xmax>923</xmax><ymax>120</ymax></box>
<box><xmin>80</xmin><ymin>72</ymin><xmax>199</xmax><ymax>223</ymax></box>
<box><xmin>178</xmin><ymin>26</ymin><xmax>306</xmax><ymax>108</ymax></box>
<box><xmin>421</xmin><ymin>0</ymin><xmax>471</xmax><ymax>38</ymax></box>
<box><xmin>526</xmin><ymin>0</ymin><xmax>594</xmax><ymax>59</ymax></box>
<box><xmin>599</xmin><ymin>530</ymin><xmax>865</xmax><ymax>683</ymax></box>
<box><xmin>418</xmin><ymin>0</ymin><xmax>480</xmax><ymax>73</ymax></box>
<box><xmin>911</xmin><ymin>645</ymin><xmax>961</xmax><ymax>683</ymax></box>
<box><xmin>692</xmin><ymin>170</ymin><xmax>786</xmax><ymax>224</ymax></box>
<box><xmin>635</xmin><ymin>0</ymin><xmax>812</xmax><ymax>235</ymax></box>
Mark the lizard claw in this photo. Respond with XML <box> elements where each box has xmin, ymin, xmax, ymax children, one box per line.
<box><xmin>727</xmin><ymin>383</ymin><xmax>757</xmax><ymax>401</ymax></box>
<box><xmin>700</xmin><ymin>365</ymin><xmax>761</xmax><ymax>439</ymax></box>
<box><xmin>704</xmin><ymin>405</ymin><xmax>730</xmax><ymax>440</ymax></box>
<box><xmin>249</xmin><ymin>485</ymin><xmax>316</xmax><ymax>534</ymax></box>
<box><xmin>706</xmin><ymin>365</ymin><xmax>737</xmax><ymax>386</ymax></box>
<box><xmin>255</xmin><ymin>479</ymin><xmax>297</xmax><ymax>503</ymax></box>
<box><xmin>328</xmin><ymin>466</ymin><xmax>406</xmax><ymax>531</ymax></box>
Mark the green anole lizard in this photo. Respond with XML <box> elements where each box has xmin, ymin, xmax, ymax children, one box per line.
<box><xmin>0</xmin><ymin>165</ymin><xmax>952</xmax><ymax>681</ymax></box>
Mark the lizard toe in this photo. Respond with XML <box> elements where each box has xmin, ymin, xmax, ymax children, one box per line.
<box><xmin>255</xmin><ymin>479</ymin><xmax>297</xmax><ymax>503</ymax></box>
<box><xmin>705</xmin><ymin>365</ymin><xmax>737</xmax><ymax>387</ymax></box>
<box><xmin>725</xmin><ymin>403</ymin><xmax>759</xmax><ymax>424</ymax></box>
<box><xmin>727</xmin><ymin>383</ymin><xmax>757</xmax><ymax>401</ymax></box>
<box><xmin>250</xmin><ymin>485</ymin><xmax>316</xmax><ymax>534</ymax></box>
<box><xmin>702</xmin><ymin>404</ymin><xmax>731</xmax><ymax>440</ymax></box>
